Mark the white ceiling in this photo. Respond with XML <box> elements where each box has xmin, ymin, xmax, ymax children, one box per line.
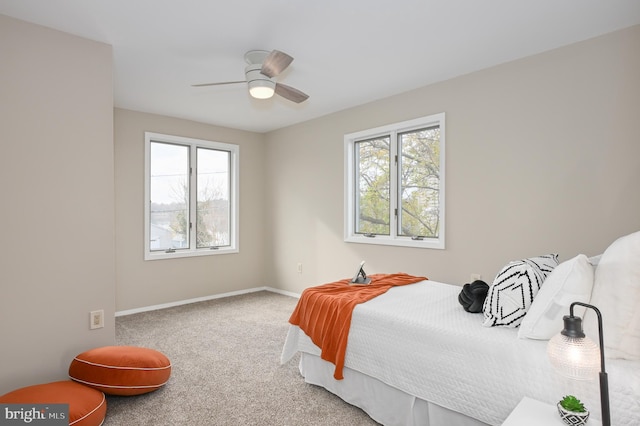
<box><xmin>2</xmin><ymin>0</ymin><xmax>639</xmax><ymax>133</ymax></box>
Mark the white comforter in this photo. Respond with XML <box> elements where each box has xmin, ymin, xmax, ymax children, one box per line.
<box><xmin>281</xmin><ymin>280</ymin><xmax>640</xmax><ymax>426</ymax></box>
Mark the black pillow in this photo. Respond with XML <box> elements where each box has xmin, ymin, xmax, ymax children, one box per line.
<box><xmin>458</xmin><ymin>280</ymin><xmax>489</xmax><ymax>313</ymax></box>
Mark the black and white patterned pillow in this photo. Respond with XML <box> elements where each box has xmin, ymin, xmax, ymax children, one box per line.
<box><xmin>482</xmin><ymin>254</ymin><xmax>559</xmax><ymax>327</ymax></box>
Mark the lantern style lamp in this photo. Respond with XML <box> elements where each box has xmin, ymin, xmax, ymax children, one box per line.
<box><xmin>547</xmin><ymin>302</ymin><xmax>610</xmax><ymax>426</ymax></box>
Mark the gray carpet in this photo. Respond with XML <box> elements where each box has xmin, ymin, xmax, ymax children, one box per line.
<box><xmin>105</xmin><ymin>291</ymin><xmax>379</xmax><ymax>425</ymax></box>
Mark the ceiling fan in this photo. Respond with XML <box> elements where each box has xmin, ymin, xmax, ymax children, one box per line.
<box><xmin>193</xmin><ymin>50</ymin><xmax>309</xmax><ymax>103</ymax></box>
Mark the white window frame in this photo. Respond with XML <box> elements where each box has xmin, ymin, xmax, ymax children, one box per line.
<box><xmin>344</xmin><ymin>113</ymin><xmax>445</xmax><ymax>249</ymax></box>
<box><xmin>144</xmin><ymin>132</ymin><xmax>239</xmax><ymax>260</ymax></box>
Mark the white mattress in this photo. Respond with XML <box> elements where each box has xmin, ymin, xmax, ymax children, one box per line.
<box><xmin>281</xmin><ymin>280</ymin><xmax>640</xmax><ymax>426</ymax></box>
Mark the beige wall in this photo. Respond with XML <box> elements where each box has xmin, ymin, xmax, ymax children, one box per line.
<box><xmin>114</xmin><ymin>109</ymin><xmax>266</xmax><ymax>311</ymax></box>
<box><xmin>264</xmin><ymin>25</ymin><xmax>640</xmax><ymax>294</ymax></box>
<box><xmin>0</xmin><ymin>15</ymin><xmax>115</xmax><ymax>394</ymax></box>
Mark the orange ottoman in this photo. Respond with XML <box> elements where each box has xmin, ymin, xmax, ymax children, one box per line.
<box><xmin>69</xmin><ymin>346</ymin><xmax>171</xmax><ymax>396</ymax></box>
<box><xmin>0</xmin><ymin>380</ymin><xmax>106</xmax><ymax>426</ymax></box>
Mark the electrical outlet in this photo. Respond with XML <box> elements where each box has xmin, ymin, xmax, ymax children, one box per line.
<box><xmin>297</xmin><ymin>263</ymin><xmax>302</xmax><ymax>274</ymax></box>
<box><xmin>470</xmin><ymin>273</ymin><xmax>482</xmax><ymax>282</ymax></box>
<box><xmin>90</xmin><ymin>310</ymin><xmax>104</xmax><ymax>330</ymax></box>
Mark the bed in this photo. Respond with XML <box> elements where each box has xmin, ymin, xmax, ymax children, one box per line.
<box><xmin>280</xmin><ymin>232</ymin><xmax>640</xmax><ymax>426</ymax></box>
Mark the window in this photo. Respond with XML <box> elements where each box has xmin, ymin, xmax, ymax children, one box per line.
<box><xmin>344</xmin><ymin>113</ymin><xmax>445</xmax><ymax>249</ymax></box>
<box><xmin>144</xmin><ymin>132</ymin><xmax>239</xmax><ymax>260</ymax></box>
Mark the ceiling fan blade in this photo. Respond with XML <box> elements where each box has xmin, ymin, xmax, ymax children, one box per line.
<box><xmin>192</xmin><ymin>81</ymin><xmax>245</xmax><ymax>87</ymax></box>
<box><xmin>261</xmin><ymin>50</ymin><xmax>293</xmax><ymax>78</ymax></box>
<box><xmin>275</xmin><ymin>83</ymin><xmax>309</xmax><ymax>103</ymax></box>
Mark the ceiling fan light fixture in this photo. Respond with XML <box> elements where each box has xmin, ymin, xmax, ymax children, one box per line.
<box><xmin>248</xmin><ymin>80</ymin><xmax>275</xmax><ymax>99</ymax></box>
<box><xmin>246</xmin><ymin>64</ymin><xmax>275</xmax><ymax>99</ymax></box>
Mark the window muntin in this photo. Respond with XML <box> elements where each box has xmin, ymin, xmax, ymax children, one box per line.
<box><xmin>344</xmin><ymin>113</ymin><xmax>445</xmax><ymax>249</ymax></box>
<box><xmin>145</xmin><ymin>132</ymin><xmax>239</xmax><ymax>260</ymax></box>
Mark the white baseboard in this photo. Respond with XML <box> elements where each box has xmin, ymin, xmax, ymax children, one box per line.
<box><xmin>265</xmin><ymin>287</ymin><xmax>301</xmax><ymax>299</ymax></box>
<box><xmin>115</xmin><ymin>286</ymin><xmax>300</xmax><ymax>317</ymax></box>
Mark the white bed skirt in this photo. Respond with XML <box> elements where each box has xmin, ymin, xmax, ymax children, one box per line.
<box><xmin>299</xmin><ymin>352</ymin><xmax>489</xmax><ymax>426</ymax></box>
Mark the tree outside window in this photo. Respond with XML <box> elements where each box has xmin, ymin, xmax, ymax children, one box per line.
<box><xmin>345</xmin><ymin>113</ymin><xmax>445</xmax><ymax>249</ymax></box>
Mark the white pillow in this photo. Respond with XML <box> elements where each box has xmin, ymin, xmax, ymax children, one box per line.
<box><xmin>586</xmin><ymin>231</ymin><xmax>640</xmax><ymax>360</ymax></box>
<box><xmin>518</xmin><ymin>254</ymin><xmax>594</xmax><ymax>340</ymax></box>
<box><xmin>588</xmin><ymin>254</ymin><xmax>602</xmax><ymax>275</ymax></box>
<box><xmin>588</xmin><ymin>254</ymin><xmax>602</xmax><ymax>266</ymax></box>
<box><xmin>483</xmin><ymin>254</ymin><xmax>559</xmax><ymax>328</ymax></box>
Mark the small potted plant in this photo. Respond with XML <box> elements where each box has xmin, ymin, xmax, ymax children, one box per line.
<box><xmin>557</xmin><ymin>395</ymin><xmax>590</xmax><ymax>425</ymax></box>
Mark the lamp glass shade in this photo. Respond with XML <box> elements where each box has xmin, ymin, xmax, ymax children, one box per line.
<box><xmin>248</xmin><ymin>80</ymin><xmax>275</xmax><ymax>99</ymax></box>
<box><xmin>547</xmin><ymin>332</ymin><xmax>600</xmax><ymax>380</ymax></box>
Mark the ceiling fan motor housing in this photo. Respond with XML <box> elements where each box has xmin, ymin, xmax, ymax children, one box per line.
<box><xmin>245</xmin><ymin>63</ymin><xmax>275</xmax><ymax>99</ymax></box>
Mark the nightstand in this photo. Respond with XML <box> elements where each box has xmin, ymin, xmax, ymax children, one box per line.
<box><xmin>502</xmin><ymin>397</ymin><xmax>601</xmax><ymax>426</ymax></box>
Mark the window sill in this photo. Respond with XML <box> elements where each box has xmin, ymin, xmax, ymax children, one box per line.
<box><xmin>344</xmin><ymin>236</ymin><xmax>444</xmax><ymax>250</ymax></box>
<box><xmin>144</xmin><ymin>247</ymin><xmax>238</xmax><ymax>261</ymax></box>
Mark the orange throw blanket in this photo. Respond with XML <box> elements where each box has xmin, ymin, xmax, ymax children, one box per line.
<box><xmin>288</xmin><ymin>273</ymin><xmax>427</xmax><ymax>380</ymax></box>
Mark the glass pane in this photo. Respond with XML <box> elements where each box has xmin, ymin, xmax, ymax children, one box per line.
<box><xmin>355</xmin><ymin>136</ymin><xmax>390</xmax><ymax>235</ymax></box>
<box><xmin>149</xmin><ymin>142</ymin><xmax>189</xmax><ymax>251</ymax></box>
<box><xmin>197</xmin><ymin>148</ymin><xmax>230</xmax><ymax>248</ymax></box>
<box><xmin>398</xmin><ymin>126</ymin><xmax>440</xmax><ymax>238</ymax></box>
